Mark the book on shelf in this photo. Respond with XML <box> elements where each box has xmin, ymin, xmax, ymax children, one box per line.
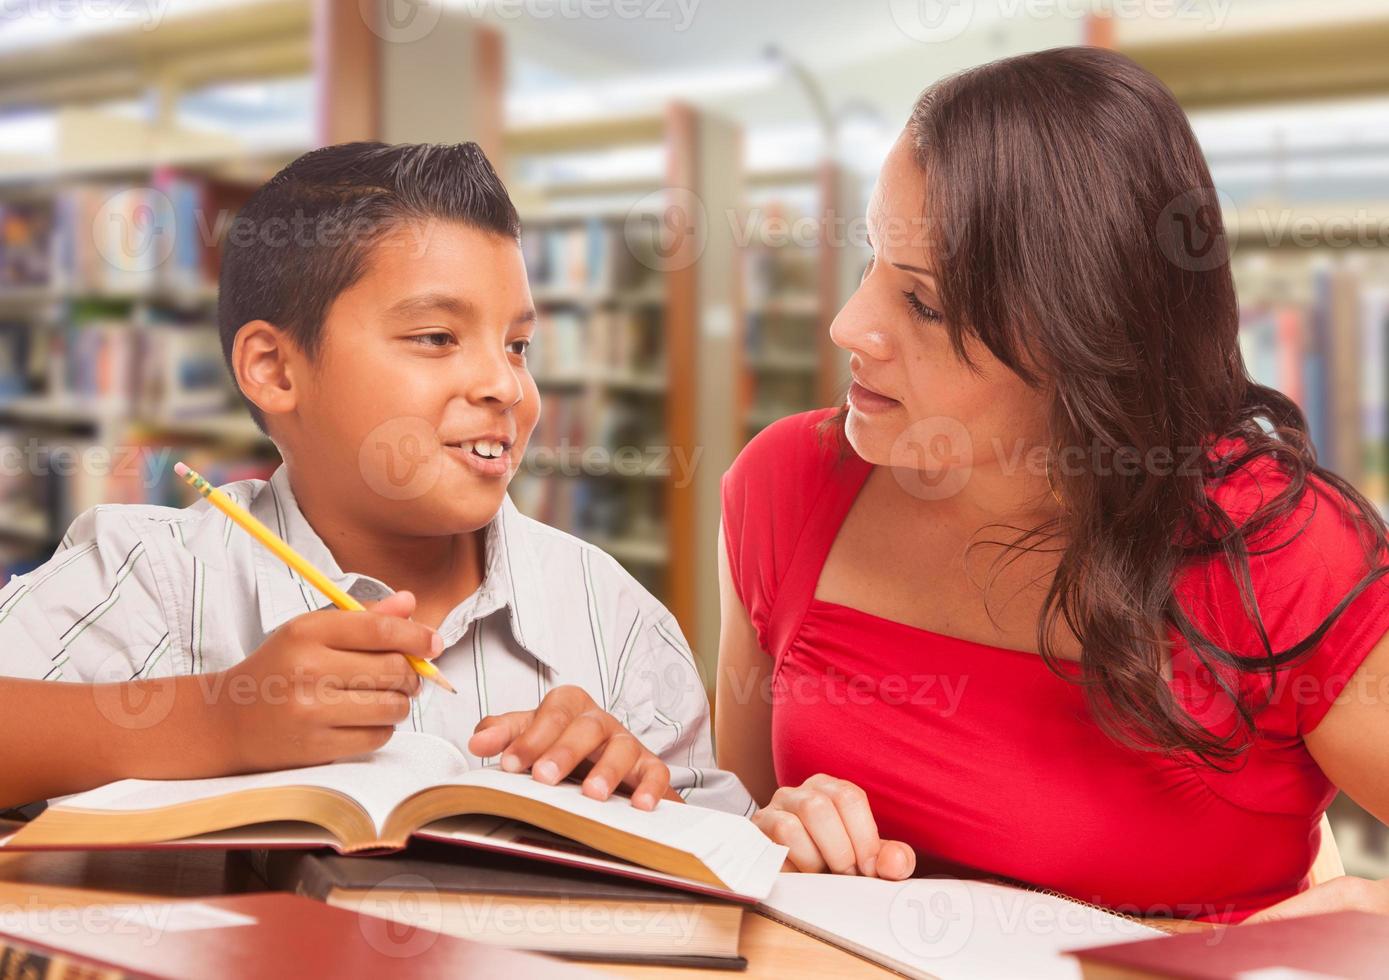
<box><xmin>0</xmin><ymin>199</ymin><xmax>55</xmax><ymax>289</ymax></box>
<box><xmin>0</xmin><ymin>892</ymin><xmax>590</xmax><ymax>980</ymax></box>
<box><xmin>2</xmin><ymin>731</ymin><xmax>786</xmax><ymax>905</ymax></box>
<box><xmin>261</xmin><ymin>841</ymin><xmax>748</xmax><ymax>968</ymax></box>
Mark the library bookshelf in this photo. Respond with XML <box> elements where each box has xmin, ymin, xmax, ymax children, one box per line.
<box><xmin>503</xmin><ymin>105</ymin><xmax>743</xmax><ymax>674</ymax></box>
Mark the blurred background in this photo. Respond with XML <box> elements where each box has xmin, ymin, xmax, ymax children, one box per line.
<box><xmin>0</xmin><ymin>0</ymin><xmax>1386</xmax><ymax>874</ymax></box>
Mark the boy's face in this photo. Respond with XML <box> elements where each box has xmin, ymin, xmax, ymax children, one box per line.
<box><xmin>286</xmin><ymin>220</ymin><xmax>540</xmax><ymax>535</ymax></box>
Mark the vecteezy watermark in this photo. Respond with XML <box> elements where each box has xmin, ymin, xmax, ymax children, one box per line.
<box><xmin>456</xmin><ymin>0</ymin><xmax>700</xmax><ymax>31</ymax></box>
<box><xmin>0</xmin><ymin>0</ymin><xmax>171</xmax><ymax>32</ymax></box>
<box><xmin>888</xmin><ymin>878</ymin><xmax>977</xmax><ymax>959</ymax></box>
<box><xmin>522</xmin><ymin>442</ymin><xmax>702</xmax><ymax>489</ymax></box>
<box><xmin>356</xmin><ymin>874</ymin><xmax>445</xmax><ymax>958</ymax></box>
<box><xmin>359</xmin><ymin>416</ymin><xmax>446</xmax><ymax>502</ymax></box>
<box><xmin>363</xmin><ymin>0</ymin><xmax>443</xmax><ymax>44</ymax></box>
<box><xmin>625</xmin><ymin>188</ymin><xmax>708</xmax><ymax>273</ymax></box>
<box><xmin>888</xmin><ymin>0</ymin><xmax>1232</xmax><ymax>45</ymax></box>
<box><xmin>1156</xmin><ymin>187</ymin><xmax>1238</xmax><ymax>273</ymax></box>
<box><xmin>90</xmin><ymin>646</ymin><xmax>180</xmax><ymax>730</ymax></box>
<box><xmin>887</xmin><ymin>0</ymin><xmax>977</xmax><ymax>43</ymax></box>
<box><xmin>0</xmin><ymin>441</ymin><xmax>171</xmax><ymax>487</ymax></box>
<box><xmin>889</xmin><ymin>416</ymin><xmax>975</xmax><ymax>502</ymax></box>
<box><xmin>93</xmin><ymin>188</ymin><xmax>177</xmax><ymax>273</ymax></box>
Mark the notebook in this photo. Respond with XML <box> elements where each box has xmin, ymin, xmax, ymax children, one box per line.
<box><xmin>1</xmin><ymin>732</ymin><xmax>785</xmax><ymax>902</ymax></box>
<box><xmin>0</xmin><ymin>891</ymin><xmax>595</xmax><ymax>979</ymax></box>
<box><xmin>757</xmin><ymin>873</ymin><xmax>1166</xmax><ymax>980</ymax></box>
<box><xmin>262</xmin><ymin>841</ymin><xmax>748</xmax><ymax>969</ymax></box>
<box><xmin>1067</xmin><ymin>909</ymin><xmax>1389</xmax><ymax>979</ymax></box>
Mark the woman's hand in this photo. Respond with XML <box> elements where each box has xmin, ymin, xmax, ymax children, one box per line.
<box><xmin>753</xmin><ymin>773</ymin><xmax>916</xmax><ymax>878</ymax></box>
<box><xmin>1244</xmin><ymin>876</ymin><xmax>1389</xmax><ymax>924</ymax></box>
<box><xmin>468</xmin><ymin>685</ymin><xmax>672</xmax><ymax>810</ymax></box>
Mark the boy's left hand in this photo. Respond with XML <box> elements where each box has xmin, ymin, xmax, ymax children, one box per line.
<box><xmin>468</xmin><ymin>685</ymin><xmax>672</xmax><ymax>810</ymax></box>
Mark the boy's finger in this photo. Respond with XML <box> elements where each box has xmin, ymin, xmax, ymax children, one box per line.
<box><xmin>627</xmin><ymin>756</ymin><xmax>670</xmax><ymax>811</ymax></box>
<box><xmin>507</xmin><ymin>706</ymin><xmax>601</xmax><ymax>780</ymax></box>
<box><xmin>329</xmin><ymin>651</ymin><xmax>422</xmax><ymax>695</ymax></box>
<box><xmin>578</xmin><ymin>732</ymin><xmax>642</xmax><ymax>800</ymax></box>
<box><xmin>318</xmin><ymin>611</ymin><xmax>442</xmax><ymax>660</ymax></box>
<box><xmin>364</xmin><ymin>590</ymin><xmax>416</xmax><ymax>618</ymax></box>
<box><xmin>324</xmin><ymin>690</ymin><xmax>412</xmax><ymax>728</ymax></box>
<box><xmin>467</xmin><ymin>711</ymin><xmax>533</xmax><ymax>757</ymax></box>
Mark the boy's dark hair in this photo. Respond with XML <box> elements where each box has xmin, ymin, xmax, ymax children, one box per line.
<box><xmin>217</xmin><ymin>141</ymin><xmax>521</xmax><ymax>432</ymax></box>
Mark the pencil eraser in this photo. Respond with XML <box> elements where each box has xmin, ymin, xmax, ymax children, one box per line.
<box><xmin>173</xmin><ymin>461</ymin><xmax>189</xmax><ymax>478</ymax></box>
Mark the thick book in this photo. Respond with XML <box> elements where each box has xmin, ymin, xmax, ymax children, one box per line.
<box><xmin>0</xmin><ymin>891</ymin><xmax>594</xmax><ymax>979</ymax></box>
<box><xmin>756</xmin><ymin>873</ymin><xmax>1165</xmax><ymax>980</ymax></box>
<box><xmin>262</xmin><ymin>841</ymin><xmax>747</xmax><ymax>969</ymax></box>
<box><xmin>1067</xmin><ymin>909</ymin><xmax>1389</xmax><ymax>979</ymax></box>
<box><xmin>1</xmin><ymin>732</ymin><xmax>784</xmax><ymax>903</ymax></box>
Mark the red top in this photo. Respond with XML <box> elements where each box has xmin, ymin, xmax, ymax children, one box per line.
<box><xmin>721</xmin><ymin>409</ymin><xmax>1389</xmax><ymax>923</ymax></box>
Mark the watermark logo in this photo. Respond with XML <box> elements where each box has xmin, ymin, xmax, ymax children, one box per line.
<box><xmin>889</xmin><ymin>416</ymin><xmax>974</xmax><ymax>501</ymax></box>
<box><xmin>359</xmin><ymin>416</ymin><xmax>444</xmax><ymax>502</ymax></box>
<box><xmin>356</xmin><ymin>874</ymin><xmax>443</xmax><ymax>957</ymax></box>
<box><xmin>90</xmin><ymin>646</ymin><xmax>178</xmax><ymax>731</ymax></box>
<box><xmin>888</xmin><ymin>0</ymin><xmax>977</xmax><ymax>43</ymax></box>
<box><xmin>888</xmin><ymin>878</ymin><xmax>976</xmax><ymax>959</ymax></box>
<box><xmin>93</xmin><ymin>188</ymin><xmax>175</xmax><ymax>274</ymax></box>
<box><xmin>363</xmin><ymin>0</ymin><xmax>442</xmax><ymax>43</ymax></box>
<box><xmin>1156</xmin><ymin>187</ymin><xmax>1238</xmax><ymax>272</ymax></box>
<box><xmin>625</xmin><ymin>188</ymin><xmax>707</xmax><ymax>273</ymax></box>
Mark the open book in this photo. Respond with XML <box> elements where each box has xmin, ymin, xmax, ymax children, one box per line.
<box><xmin>2</xmin><ymin>733</ymin><xmax>785</xmax><ymax>902</ymax></box>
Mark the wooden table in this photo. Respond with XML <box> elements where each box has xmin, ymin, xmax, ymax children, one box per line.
<box><xmin>0</xmin><ymin>848</ymin><xmax>892</xmax><ymax>978</ymax></box>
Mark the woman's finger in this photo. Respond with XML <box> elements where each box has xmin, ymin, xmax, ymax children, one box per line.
<box><xmin>781</xmin><ymin>788</ymin><xmax>858</xmax><ymax>874</ymax></box>
<box><xmin>756</xmin><ymin>809</ymin><xmax>826</xmax><ymax>873</ymax></box>
<box><xmin>809</xmin><ymin>776</ymin><xmax>884</xmax><ymax>877</ymax></box>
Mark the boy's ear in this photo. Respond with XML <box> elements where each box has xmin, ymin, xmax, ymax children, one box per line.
<box><xmin>231</xmin><ymin>320</ymin><xmax>300</xmax><ymax>421</ymax></box>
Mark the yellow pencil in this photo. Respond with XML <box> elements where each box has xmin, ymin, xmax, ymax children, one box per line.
<box><xmin>173</xmin><ymin>461</ymin><xmax>456</xmax><ymax>695</ymax></box>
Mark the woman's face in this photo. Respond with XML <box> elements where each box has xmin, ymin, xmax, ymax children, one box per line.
<box><xmin>831</xmin><ymin>130</ymin><xmax>1050</xmax><ymax>496</ymax></box>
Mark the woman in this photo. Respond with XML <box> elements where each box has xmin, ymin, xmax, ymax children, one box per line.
<box><xmin>716</xmin><ymin>45</ymin><xmax>1389</xmax><ymax>924</ymax></box>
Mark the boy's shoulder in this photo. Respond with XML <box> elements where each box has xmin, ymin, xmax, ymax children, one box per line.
<box><xmin>56</xmin><ymin>477</ymin><xmax>264</xmax><ymax>558</ymax></box>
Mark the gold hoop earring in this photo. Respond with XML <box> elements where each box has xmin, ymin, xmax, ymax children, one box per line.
<box><xmin>1045</xmin><ymin>451</ymin><xmax>1064</xmax><ymax>507</ymax></box>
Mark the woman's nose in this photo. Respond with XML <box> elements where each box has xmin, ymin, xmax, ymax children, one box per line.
<box><xmin>830</xmin><ymin>289</ymin><xmax>895</xmax><ymax>361</ymax></box>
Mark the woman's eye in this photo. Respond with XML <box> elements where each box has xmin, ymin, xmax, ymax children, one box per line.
<box><xmin>903</xmin><ymin>290</ymin><xmax>942</xmax><ymax>324</ymax></box>
<box><xmin>410</xmin><ymin>332</ymin><xmax>455</xmax><ymax>348</ymax></box>
<box><xmin>507</xmin><ymin>339</ymin><xmax>531</xmax><ymax>357</ymax></box>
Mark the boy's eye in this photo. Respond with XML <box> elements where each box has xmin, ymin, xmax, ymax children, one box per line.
<box><xmin>507</xmin><ymin>339</ymin><xmax>531</xmax><ymax>357</ymax></box>
<box><xmin>409</xmin><ymin>331</ymin><xmax>456</xmax><ymax>348</ymax></box>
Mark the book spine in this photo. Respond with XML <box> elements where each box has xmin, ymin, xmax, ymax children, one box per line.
<box><xmin>0</xmin><ymin>941</ymin><xmax>129</xmax><ymax>979</ymax></box>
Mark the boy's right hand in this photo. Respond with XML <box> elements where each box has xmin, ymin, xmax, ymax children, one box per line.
<box><xmin>211</xmin><ymin>590</ymin><xmax>443</xmax><ymax>774</ymax></box>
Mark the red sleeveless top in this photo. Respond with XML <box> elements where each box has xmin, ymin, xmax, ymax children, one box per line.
<box><xmin>721</xmin><ymin>409</ymin><xmax>1389</xmax><ymax>922</ymax></box>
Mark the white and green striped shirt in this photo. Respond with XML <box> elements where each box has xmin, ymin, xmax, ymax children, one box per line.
<box><xmin>0</xmin><ymin>464</ymin><xmax>752</xmax><ymax>815</ymax></box>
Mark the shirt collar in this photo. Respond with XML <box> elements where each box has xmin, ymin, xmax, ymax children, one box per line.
<box><xmin>246</xmin><ymin>465</ymin><xmax>558</xmax><ymax>672</ymax></box>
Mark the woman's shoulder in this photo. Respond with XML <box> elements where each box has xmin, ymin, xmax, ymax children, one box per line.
<box><xmin>1176</xmin><ymin>443</ymin><xmax>1389</xmax><ymax>737</ymax></box>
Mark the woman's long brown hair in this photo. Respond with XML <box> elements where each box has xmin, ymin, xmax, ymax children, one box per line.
<box><xmin>847</xmin><ymin>46</ymin><xmax>1389</xmax><ymax>765</ymax></box>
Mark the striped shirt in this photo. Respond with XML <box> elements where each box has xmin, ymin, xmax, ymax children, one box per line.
<box><xmin>0</xmin><ymin>464</ymin><xmax>753</xmax><ymax>815</ymax></box>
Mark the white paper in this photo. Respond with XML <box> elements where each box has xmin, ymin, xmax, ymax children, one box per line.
<box><xmin>758</xmin><ymin>873</ymin><xmax>1164</xmax><ymax>980</ymax></box>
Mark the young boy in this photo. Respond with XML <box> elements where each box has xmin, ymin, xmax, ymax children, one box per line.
<box><xmin>0</xmin><ymin>142</ymin><xmax>751</xmax><ymax>818</ymax></box>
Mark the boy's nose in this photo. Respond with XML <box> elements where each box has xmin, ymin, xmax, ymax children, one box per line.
<box><xmin>467</xmin><ymin>350</ymin><xmax>523</xmax><ymax>407</ymax></box>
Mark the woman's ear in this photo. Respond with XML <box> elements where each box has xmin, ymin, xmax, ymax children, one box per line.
<box><xmin>231</xmin><ymin>320</ymin><xmax>299</xmax><ymax>422</ymax></box>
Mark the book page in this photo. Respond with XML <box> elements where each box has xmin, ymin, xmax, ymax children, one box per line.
<box><xmin>55</xmin><ymin>732</ymin><xmax>470</xmax><ymax>835</ymax></box>
<box><xmin>427</xmin><ymin>769</ymin><xmax>786</xmax><ymax>900</ymax></box>
<box><xmin>758</xmin><ymin>874</ymin><xmax>1163</xmax><ymax>980</ymax></box>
